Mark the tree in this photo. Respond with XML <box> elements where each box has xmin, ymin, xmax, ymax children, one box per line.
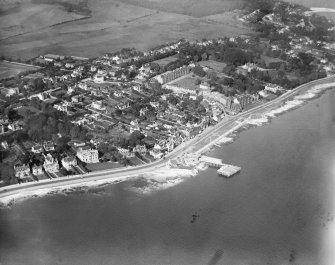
<box><xmin>6</xmin><ymin>108</ymin><xmax>21</xmax><ymax>121</ymax></box>
<box><xmin>115</xmin><ymin>108</ymin><xmax>122</xmax><ymax>116</ymax></box>
<box><xmin>193</xmin><ymin>65</ymin><xmax>206</xmax><ymax>77</ymax></box>
<box><xmin>70</xmin><ymin>126</ymin><xmax>81</xmax><ymax>139</ymax></box>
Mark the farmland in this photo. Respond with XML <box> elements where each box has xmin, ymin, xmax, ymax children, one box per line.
<box><xmin>0</xmin><ymin>61</ymin><xmax>40</xmax><ymax>80</ymax></box>
<box><xmin>0</xmin><ymin>0</ymin><xmax>252</xmax><ymax>60</ymax></box>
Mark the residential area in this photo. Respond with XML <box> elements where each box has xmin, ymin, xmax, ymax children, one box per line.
<box><xmin>1</xmin><ymin>0</ymin><xmax>335</xmax><ymax>187</ymax></box>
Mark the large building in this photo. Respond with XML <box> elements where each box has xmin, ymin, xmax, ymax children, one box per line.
<box><xmin>43</xmin><ymin>154</ymin><xmax>59</xmax><ymax>173</ymax></box>
<box><xmin>62</xmin><ymin>156</ymin><xmax>77</xmax><ymax>170</ymax></box>
<box><xmin>154</xmin><ymin>66</ymin><xmax>190</xmax><ymax>85</ymax></box>
<box><xmin>76</xmin><ymin>147</ymin><xmax>99</xmax><ymax>163</ymax></box>
<box><xmin>32</xmin><ymin>165</ymin><xmax>43</xmax><ymax>175</ymax></box>
<box><xmin>14</xmin><ymin>164</ymin><xmax>30</xmax><ymax>179</ymax></box>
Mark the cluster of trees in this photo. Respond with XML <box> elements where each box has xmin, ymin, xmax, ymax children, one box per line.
<box><xmin>20</xmin><ymin>101</ymin><xmax>87</xmax><ymax>142</ymax></box>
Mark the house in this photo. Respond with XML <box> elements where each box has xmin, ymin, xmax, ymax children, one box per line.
<box><xmin>8</xmin><ymin>121</ymin><xmax>22</xmax><ymax>131</ymax></box>
<box><xmin>149</xmin><ymin>143</ymin><xmax>164</xmax><ymax>159</ymax></box>
<box><xmin>133</xmin><ymin>145</ymin><xmax>147</xmax><ymax>155</ymax></box>
<box><xmin>139</xmin><ymin>107</ymin><xmax>148</xmax><ymax>116</ymax></box>
<box><xmin>32</xmin><ymin>165</ymin><xmax>43</xmax><ymax>175</ymax></box>
<box><xmin>93</xmin><ymin>75</ymin><xmax>105</xmax><ymax>83</ymax></box>
<box><xmin>14</xmin><ymin>164</ymin><xmax>30</xmax><ymax>179</ymax></box>
<box><xmin>1</xmin><ymin>141</ymin><xmax>9</xmax><ymax>150</ymax></box>
<box><xmin>92</xmin><ymin>101</ymin><xmax>106</xmax><ymax>111</ymax></box>
<box><xmin>117</xmin><ymin>147</ymin><xmax>135</xmax><ymax>158</ymax></box>
<box><xmin>129</xmin><ymin>120</ymin><xmax>140</xmax><ymax>133</ymax></box>
<box><xmin>76</xmin><ymin>146</ymin><xmax>99</xmax><ymax>163</ymax></box>
<box><xmin>199</xmin><ymin>82</ymin><xmax>210</xmax><ymax>90</ymax></box>
<box><xmin>32</xmin><ymin>145</ymin><xmax>44</xmax><ymax>153</ymax></box>
<box><xmin>62</xmin><ymin>156</ymin><xmax>77</xmax><ymax>170</ymax></box>
<box><xmin>65</xmin><ymin>62</ymin><xmax>75</xmax><ymax>69</ymax></box>
<box><xmin>43</xmin><ymin>141</ymin><xmax>55</xmax><ymax>152</ymax></box>
<box><xmin>43</xmin><ymin>154</ymin><xmax>59</xmax><ymax>173</ymax></box>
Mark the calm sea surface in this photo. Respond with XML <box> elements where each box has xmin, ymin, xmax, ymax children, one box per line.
<box><xmin>1</xmin><ymin>89</ymin><xmax>335</xmax><ymax>265</ymax></box>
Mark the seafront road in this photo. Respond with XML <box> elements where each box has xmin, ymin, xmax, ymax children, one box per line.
<box><xmin>1</xmin><ymin>75</ymin><xmax>335</xmax><ymax>200</ymax></box>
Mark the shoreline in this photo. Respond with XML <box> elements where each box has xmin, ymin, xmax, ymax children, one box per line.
<box><xmin>1</xmin><ymin>77</ymin><xmax>335</xmax><ymax>207</ymax></box>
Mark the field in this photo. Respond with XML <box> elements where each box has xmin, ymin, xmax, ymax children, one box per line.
<box><xmin>198</xmin><ymin>60</ymin><xmax>227</xmax><ymax>72</ymax></box>
<box><xmin>152</xmin><ymin>55</ymin><xmax>179</xmax><ymax>68</ymax></box>
<box><xmin>0</xmin><ymin>0</ymin><xmax>253</xmax><ymax>60</ymax></box>
<box><xmin>0</xmin><ymin>61</ymin><xmax>40</xmax><ymax>80</ymax></box>
<box><xmin>170</xmin><ymin>75</ymin><xmax>200</xmax><ymax>91</ymax></box>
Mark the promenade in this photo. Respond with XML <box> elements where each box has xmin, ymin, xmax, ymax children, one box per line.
<box><xmin>1</xmin><ymin>75</ymin><xmax>335</xmax><ymax>202</ymax></box>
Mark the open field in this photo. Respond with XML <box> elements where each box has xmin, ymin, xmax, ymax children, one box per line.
<box><xmin>198</xmin><ymin>60</ymin><xmax>227</xmax><ymax>72</ymax></box>
<box><xmin>118</xmin><ymin>0</ymin><xmax>246</xmax><ymax>17</ymax></box>
<box><xmin>0</xmin><ymin>0</ymin><xmax>253</xmax><ymax>60</ymax></box>
<box><xmin>0</xmin><ymin>2</ymin><xmax>88</xmax><ymax>40</ymax></box>
<box><xmin>171</xmin><ymin>75</ymin><xmax>199</xmax><ymax>90</ymax></box>
<box><xmin>152</xmin><ymin>55</ymin><xmax>179</xmax><ymax>68</ymax></box>
<box><xmin>0</xmin><ymin>61</ymin><xmax>40</xmax><ymax>80</ymax></box>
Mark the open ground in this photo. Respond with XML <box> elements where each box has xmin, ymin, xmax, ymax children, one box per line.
<box><xmin>0</xmin><ymin>61</ymin><xmax>40</xmax><ymax>80</ymax></box>
<box><xmin>0</xmin><ymin>0</ymin><xmax>252</xmax><ymax>60</ymax></box>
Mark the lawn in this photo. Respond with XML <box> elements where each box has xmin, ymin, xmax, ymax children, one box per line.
<box><xmin>86</xmin><ymin>162</ymin><xmax>123</xmax><ymax>171</ymax></box>
<box><xmin>170</xmin><ymin>75</ymin><xmax>201</xmax><ymax>91</ymax></box>
<box><xmin>0</xmin><ymin>61</ymin><xmax>40</xmax><ymax>80</ymax></box>
<box><xmin>198</xmin><ymin>60</ymin><xmax>227</xmax><ymax>72</ymax></box>
<box><xmin>152</xmin><ymin>55</ymin><xmax>179</xmax><ymax>68</ymax></box>
<box><xmin>260</xmin><ymin>55</ymin><xmax>285</xmax><ymax>67</ymax></box>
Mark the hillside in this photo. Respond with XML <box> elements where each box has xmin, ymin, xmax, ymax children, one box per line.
<box><xmin>0</xmin><ymin>0</ymin><xmax>252</xmax><ymax>60</ymax></box>
<box><xmin>118</xmin><ymin>0</ymin><xmax>247</xmax><ymax>17</ymax></box>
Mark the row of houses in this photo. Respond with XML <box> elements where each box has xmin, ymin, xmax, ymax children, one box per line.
<box><xmin>14</xmin><ymin>147</ymin><xmax>99</xmax><ymax>179</ymax></box>
<box><xmin>153</xmin><ymin>66</ymin><xmax>190</xmax><ymax>84</ymax></box>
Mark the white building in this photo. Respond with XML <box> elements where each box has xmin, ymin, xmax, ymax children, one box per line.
<box><xmin>43</xmin><ymin>154</ymin><xmax>59</xmax><ymax>173</ymax></box>
<box><xmin>62</xmin><ymin>156</ymin><xmax>77</xmax><ymax>171</ymax></box>
<box><xmin>76</xmin><ymin>147</ymin><xmax>99</xmax><ymax>163</ymax></box>
<box><xmin>32</xmin><ymin>165</ymin><xmax>43</xmax><ymax>175</ymax></box>
<box><xmin>14</xmin><ymin>164</ymin><xmax>30</xmax><ymax>179</ymax></box>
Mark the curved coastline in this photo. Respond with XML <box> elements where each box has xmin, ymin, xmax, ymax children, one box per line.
<box><xmin>1</xmin><ymin>75</ymin><xmax>335</xmax><ymax>206</ymax></box>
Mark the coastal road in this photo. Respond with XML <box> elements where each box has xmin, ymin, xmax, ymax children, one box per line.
<box><xmin>1</xmin><ymin>75</ymin><xmax>335</xmax><ymax>201</ymax></box>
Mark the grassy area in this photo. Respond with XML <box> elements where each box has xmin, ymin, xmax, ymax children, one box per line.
<box><xmin>152</xmin><ymin>55</ymin><xmax>179</xmax><ymax>68</ymax></box>
<box><xmin>0</xmin><ymin>0</ymin><xmax>252</xmax><ymax>60</ymax></box>
<box><xmin>118</xmin><ymin>0</ymin><xmax>247</xmax><ymax>17</ymax></box>
<box><xmin>198</xmin><ymin>60</ymin><xmax>227</xmax><ymax>72</ymax></box>
<box><xmin>171</xmin><ymin>75</ymin><xmax>200</xmax><ymax>91</ymax></box>
<box><xmin>260</xmin><ymin>55</ymin><xmax>285</xmax><ymax>66</ymax></box>
<box><xmin>0</xmin><ymin>61</ymin><xmax>40</xmax><ymax>80</ymax></box>
<box><xmin>86</xmin><ymin>162</ymin><xmax>123</xmax><ymax>171</ymax></box>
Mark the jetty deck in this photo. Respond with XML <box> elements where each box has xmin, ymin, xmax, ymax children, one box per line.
<box><xmin>217</xmin><ymin>164</ymin><xmax>241</xmax><ymax>178</ymax></box>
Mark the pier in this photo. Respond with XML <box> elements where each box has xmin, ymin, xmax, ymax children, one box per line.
<box><xmin>200</xmin><ymin>156</ymin><xmax>241</xmax><ymax>178</ymax></box>
<box><xmin>199</xmin><ymin>156</ymin><xmax>224</xmax><ymax>167</ymax></box>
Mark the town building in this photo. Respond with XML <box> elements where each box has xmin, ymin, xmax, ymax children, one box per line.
<box><xmin>43</xmin><ymin>142</ymin><xmax>55</xmax><ymax>152</ymax></box>
<box><xmin>76</xmin><ymin>146</ymin><xmax>99</xmax><ymax>163</ymax></box>
<box><xmin>43</xmin><ymin>154</ymin><xmax>59</xmax><ymax>173</ymax></box>
<box><xmin>153</xmin><ymin>66</ymin><xmax>190</xmax><ymax>84</ymax></box>
<box><xmin>14</xmin><ymin>164</ymin><xmax>30</xmax><ymax>179</ymax></box>
<box><xmin>149</xmin><ymin>144</ymin><xmax>164</xmax><ymax>159</ymax></box>
<box><xmin>32</xmin><ymin>144</ymin><xmax>44</xmax><ymax>153</ymax></box>
<box><xmin>32</xmin><ymin>165</ymin><xmax>43</xmax><ymax>175</ymax></box>
<box><xmin>62</xmin><ymin>156</ymin><xmax>77</xmax><ymax>171</ymax></box>
<box><xmin>133</xmin><ymin>145</ymin><xmax>147</xmax><ymax>155</ymax></box>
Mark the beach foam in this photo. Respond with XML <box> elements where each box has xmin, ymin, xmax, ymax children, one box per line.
<box><xmin>126</xmin><ymin>168</ymin><xmax>196</xmax><ymax>195</ymax></box>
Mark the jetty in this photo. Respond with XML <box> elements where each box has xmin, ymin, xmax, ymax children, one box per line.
<box><xmin>217</xmin><ymin>164</ymin><xmax>241</xmax><ymax>178</ymax></box>
<box><xmin>199</xmin><ymin>156</ymin><xmax>241</xmax><ymax>178</ymax></box>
